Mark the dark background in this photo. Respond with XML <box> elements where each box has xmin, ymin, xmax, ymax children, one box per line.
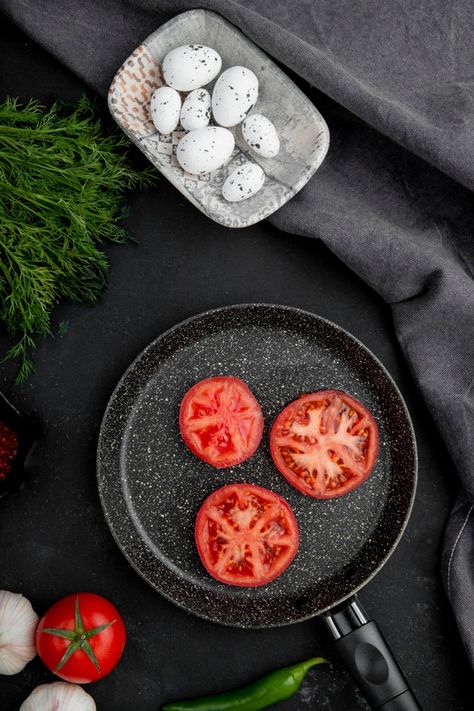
<box><xmin>0</xmin><ymin>15</ymin><xmax>471</xmax><ymax>711</ymax></box>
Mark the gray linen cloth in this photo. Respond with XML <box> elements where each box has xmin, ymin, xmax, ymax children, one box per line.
<box><xmin>1</xmin><ymin>0</ymin><xmax>473</xmax><ymax>665</ymax></box>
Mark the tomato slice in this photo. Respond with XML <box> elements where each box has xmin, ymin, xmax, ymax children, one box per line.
<box><xmin>270</xmin><ymin>390</ymin><xmax>379</xmax><ymax>499</ymax></box>
<box><xmin>195</xmin><ymin>483</ymin><xmax>299</xmax><ymax>586</ymax></box>
<box><xmin>180</xmin><ymin>376</ymin><xmax>264</xmax><ymax>468</ymax></box>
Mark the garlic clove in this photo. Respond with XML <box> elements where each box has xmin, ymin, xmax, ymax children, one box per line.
<box><xmin>0</xmin><ymin>590</ymin><xmax>38</xmax><ymax>675</ymax></box>
<box><xmin>20</xmin><ymin>682</ymin><xmax>96</xmax><ymax>711</ymax></box>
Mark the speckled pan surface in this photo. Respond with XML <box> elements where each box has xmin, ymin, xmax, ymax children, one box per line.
<box><xmin>97</xmin><ymin>305</ymin><xmax>417</xmax><ymax>628</ymax></box>
<box><xmin>108</xmin><ymin>10</ymin><xmax>329</xmax><ymax>228</ymax></box>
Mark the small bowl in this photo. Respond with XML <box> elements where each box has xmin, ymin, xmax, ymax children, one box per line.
<box><xmin>108</xmin><ymin>9</ymin><xmax>329</xmax><ymax>228</ymax></box>
<box><xmin>0</xmin><ymin>392</ymin><xmax>38</xmax><ymax>498</ymax></box>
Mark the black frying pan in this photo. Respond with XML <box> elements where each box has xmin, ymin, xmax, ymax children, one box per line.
<box><xmin>97</xmin><ymin>304</ymin><xmax>421</xmax><ymax>710</ymax></box>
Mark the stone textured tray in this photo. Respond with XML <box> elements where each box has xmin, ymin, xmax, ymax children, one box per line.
<box><xmin>108</xmin><ymin>9</ymin><xmax>329</xmax><ymax>228</ymax></box>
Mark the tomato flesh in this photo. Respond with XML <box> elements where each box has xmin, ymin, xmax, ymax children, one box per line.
<box><xmin>270</xmin><ymin>390</ymin><xmax>379</xmax><ymax>499</ymax></box>
<box><xmin>36</xmin><ymin>592</ymin><xmax>126</xmax><ymax>684</ymax></box>
<box><xmin>180</xmin><ymin>376</ymin><xmax>264</xmax><ymax>468</ymax></box>
<box><xmin>195</xmin><ymin>483</ymin><xmax>299</xmax><ymax>586</ymax></box>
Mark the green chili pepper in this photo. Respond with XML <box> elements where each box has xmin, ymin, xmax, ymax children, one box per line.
<box><xmin>162</xmin><ymin>656</ymin><xmax>329</xmax><ymax>711</ymax></box>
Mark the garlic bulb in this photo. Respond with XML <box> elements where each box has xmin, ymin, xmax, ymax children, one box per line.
<box><xmin>0</xmin><ymin>590</ymin><xmax>38</xmax><ymax>674</ymax></box>
<box><xmin>20</xmin><ymin>682</ymin><xmax>96</xmax><ymax>711</ymax></box>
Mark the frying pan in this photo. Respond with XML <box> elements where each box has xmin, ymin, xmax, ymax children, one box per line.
<box><xmin>97</xmin><ymin>304</ymin><xmax>421</xmax><ymax>710</ymax></box>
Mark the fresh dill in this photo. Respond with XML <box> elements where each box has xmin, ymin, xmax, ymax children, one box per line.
<box><xmin>0</xmin><ymin>96</ymin><xmax>155</xmax><ymax>382</ymax></box>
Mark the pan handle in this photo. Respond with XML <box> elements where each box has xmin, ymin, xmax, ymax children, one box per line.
<box><xmin>323</xmin><ymin>597</ymin><xmax>422</xmax><ymax>710</ymax></box>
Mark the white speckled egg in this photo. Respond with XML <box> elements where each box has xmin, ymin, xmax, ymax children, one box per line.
<box><xmin>180</xmin><ymin>89</ymin><xmax>211</xmax><ymax>131</ymax></box>
<box><xmin>176</xmin><ymin>126</ymin><xmax>235</xmax><ymax>174</ymax></box>
<box><xmin>162</xmin><ymin>44</ymin><xmax>222</xmax><ymax>91</ymax></box>
<box><xmin>150</xmin><ymin>86</ymin><xmax>181</xmax><ymax>134</ymax></box>
<box><xmin>242</xmin><ymin>114</ymin><xmax>280</xmax><ymax>158</ymax></box>
<box><xmin>222</xmin><ymin>162</ymin><xmax>265</xmax><ymax>202</ymax></box>
<box><xmin>212</xmin><ymin>66</ymin><xmax>259</xmax><ymax>127</ymax></box>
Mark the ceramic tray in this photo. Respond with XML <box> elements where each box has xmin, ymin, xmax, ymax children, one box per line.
<box><xmin>108</xmin><ymin>10</ymin><xmax>329</xmax><ymax>228</ymax></box>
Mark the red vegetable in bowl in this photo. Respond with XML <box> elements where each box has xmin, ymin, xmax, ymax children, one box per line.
<box><xmin>0</xmin><ymin>421</ymin><xmax>18</xmax><ymax>481</ymax></box>
<box><xmin>270</xmin><ymin>390</ymin><xmax>379</xmax><ymax>499</ymax></box>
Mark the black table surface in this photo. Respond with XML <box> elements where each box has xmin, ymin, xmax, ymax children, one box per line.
<box><xmin>0</xmin><ymin>16</ymin><xmax>471</xmax><ymax>711</ymax></box>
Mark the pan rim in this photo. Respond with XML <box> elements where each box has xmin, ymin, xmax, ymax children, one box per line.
<box><xmin>97</xmin><ymin>303</ymin><xmax>418</xmax><ymax>628</ymax></box>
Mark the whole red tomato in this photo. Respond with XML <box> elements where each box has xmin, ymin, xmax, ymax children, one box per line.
<box><xmin>36</xmin><ymin>592</ymin><xmax>126</xmax><ymax>683</ymax></box>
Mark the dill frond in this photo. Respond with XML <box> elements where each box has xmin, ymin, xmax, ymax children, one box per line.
<box><xmin>0</xmin><ymin>96</ymin><xmax>156</xmax><ymax>382</ymax></box>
